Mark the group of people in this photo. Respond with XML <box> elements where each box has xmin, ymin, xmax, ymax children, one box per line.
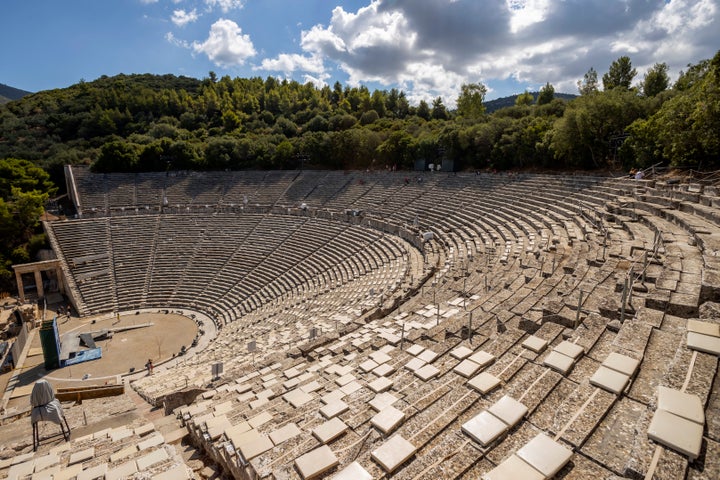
<box><xmin>629</xmin><ymin>168</ymin><xmax>645</xmax><ymax>180</ymax></box>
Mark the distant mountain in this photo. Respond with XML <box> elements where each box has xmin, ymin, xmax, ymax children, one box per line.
<box><xmin>0</xmin><ymin>83</ymin><xmax>33</xmax><ymax>104</ymax></box>
<box><xmin>484</xmin><ymin>92</ymin><xmax>578</xmax><ymax>113</ymax></box>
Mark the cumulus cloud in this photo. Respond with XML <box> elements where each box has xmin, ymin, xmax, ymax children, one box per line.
<box><xmin>205</xmin><ymin>0</ymin><xmax>244</xmax><ymax>14</ymax></box>
<box><xmin>171</xmin><ymin>9</ymin><xmax>199</xmax><ymax>27</ymax></box>
<box><xmin>139</xmin><ymin>0</ymin><xmax>159</xmax><ymax>4</ymax></box>
<box><xmin>258</xmin><ymin>53</ymin><xmax>325</xmax><ymax>75</ymax></box>
<box><xmin>281</xmin><ymin>0</ymin><xmax>719</xmax><ymax>103</ymax></box>
<box><xmin>193</xmin><ymin>18</ymin><xmax>256</xmax><ymax>67</ymax></box>
<box><xmin>166</xmin><ymin>32</ymin><xmax>191</xmax><ymax>49</ymax></box>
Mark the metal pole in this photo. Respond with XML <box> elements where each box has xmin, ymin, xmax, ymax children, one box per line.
<box><xmin>620</xmin><ymin>277</ymin><xmax>628</xmax><ymax>323</ymax></box>
<box><xmin>602</xmin><ymin>232</ymin><xmax>607</xmax><ymax>261</ymax></box>
<box><xmin>642</xmin><ymin>251</ymin><xmax>648</xmax><ymax>284</ymax></box>
<box><xmin>575</xmin><ymin>291</ymin><xmax>583</xmax><ymax>329</ymax></box>
<box><xmin>468</xmin><ymin>311</ymin><xmax>473</xmax><ymax>344</ymax></box>
<box><xmin>401</xmin><ymin>322</ymin><xmax>405</xmax><ymax>350</ymax></box>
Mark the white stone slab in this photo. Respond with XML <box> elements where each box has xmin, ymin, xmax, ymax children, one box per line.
<box><xmin>414</xmin><ymin>364</ymin><xmax>440</xmax><ymax>381</ymax></box>
<box><xmin>454</xmin><ymin>359</ymin><xmax>482</xmax><ymax>378</ymax></box>
<box><xmin>330</xmin><ymin>461</ymin><xmax>372</xmax><ymax>480</ymax></box>
<box><xmin>370</xmin><ymin>351</ymin><xmax>392</xmax><ymax>364</ymax></box>
<box><xmin>341</xmin><ymin>380</ymin><xmax>362</xmax><ymax>395</ymax></box>
<box><xmin>371</xmin><ymin>435</ymin><xmax>417</xmax><ymax>473</ymax></box>
<box><xmin>462</xmin><ymin>410</ymin><xmax>508</xmax><ymax>446</ymax></box>
<box><xmin>487</xmin><ymin>395</ymin><xmax>527</xmax><ymax>427</ymax></box>
<box><xmin>371</xmin><ymin>406</ymin><xmax>405</xmax><ymax>434</ymax></box>
<box><xmin>359</xmin><ymin>359</ymin><xmax>379</xmax><ymax>372</ymax></box>
<box><xmin>320</xmin><ymin>400</ymin><xmax>350</xmax><ymax>419</ymax></box>
<box><xmin>648</xmin><ymin>409</ymin><xmax>703</xmax><ymax>460</ymax></box>
<box><xmin>106</xmin><ymin>460</ymin><xmax>138</xmax><ymax>480</ymax></box>
<box><xmin>468</xmin><ymin>350</ymin><xmax>495</xmax><ymax>368</ymax></box>
<box><xmin>450</xmin><ymin>346</ymin><xmax>474</xmax><ymax>360</ymax></box>
<box><xmin>137</xmin><ymin>433</ymin><xmax>164</xmax><ymax>451</ymax></box>
<box><xmin>687</xmin><ymin>319</ymin><xmax>720</xmax><ymax>337</ymax></box>
<box><xmin>590</xmin><ymin>365</ymin><xmax>630</xmax><ymax>394</ymax></box>
<box><xmin>321</xmin><ymin>389</ymin><xmax>345</xmax><ymax>404</ymax></box>
<box><xmin>76</xmin><ymin>463</ymin><xmax>108</xmax><ymax>480</ymax></box>
<box><xmin>335</xmin><ymin>373</ymin><xmax>356</xmax><ymax>387</ymax></box>
<box><xmin>249</xmin><ymin>411</ymin><xmax>273</xmax><ymax>429</ymax></box>
<box><xmin>602</xmin><ymin>352</ymin><xmax>640</xmax><ymax>377</ymax></box>
<box><xmin>283</xmin><ymin>389</ymin><xmax>314</xmax><ymax>408</ymax></box>
<box><xmin>7</xmin><ymin>460</ymin><xmax>34</xmax><ymax>479</ymax></box>
<box><xmin>136</xmin><ymin>447</ymin><xmax>169</xmax><ymax>470</ymax></box>
<box><xmin>482</xmin><ymin>454</ymin><xmax>545</xmax><ymax>480</ymax></box>
<box><xmin>417</xmin><ymin>349</ymin><xmax>438</xmax><ymax>363</ymax></box>
<box><xmin>404</xmin><ymin>357</ymin><xmax>427</xmax><ymax>372</ymax></box>
<box><xmin>543</xmin><ymin>351</ymin><xmax>575</xmax><ymax>375</ymax></box>
<box><xmin>406</xmin><ymin>344</ymin><xmax>425</xmax><ymax>356</ymax></box>
<box><xmin>109</xmin><ymin>427</ymin><xmax>133</xmax><ymax>442</ymax></box>
<box><xmin>295</xmin><ymin>445</ymin><xmax>339</xmax><ymax>479</ymax></box>
<box><xmin>34</xmin><ymin>453</ymin><xmax>59</xmax><ymax>472</ymax></box>
<box><xmin>554</xmin><ymin>340</ymin><xmax>584</xmax><ymax>359</ymax></box>
<box><xmin>522</xmin><ymin>335</ymin><xmax>548</xmax><ymax>353</ymax></box>
<box><xmin>68</xmin><ymin>447</ymin><xmax>95</xmax><ymax>465</ymax></box>
<box><xmin>468</xmin><ymin>372</ymin><xmax>502</xmax><ymax>394</ymax></box>
<box><xmin>516</xmin><ymin>432</ymin><xmax>573</xmax><ymax>477</ymax></box>
<box><xmin>657</xmin><ymin>386</ymin><xmax>705</xmax><ymax>424</ymax></box>
<box><xmin>368</xmin><ymin>376</ymin><xmax>394</xmax><ymax>393</ymax></box>
<box><xmin>239</xmin><ymin>433</ymin><xmax>274</xmax><ymax>460</ymax></box>
<box><xmin>270</xmin><ymin>423</ymin><xmax>302</xmax><ymax>445</ymax></box>
<box><xmin>313</xmin><ymin>417</ymin><xmax>349</xmax><ymax>444</ymax></box>
<box><xmin>372</xmin><ymin>363</ymin><xmax>395</xmax><ymax>377</ymax></box>
<box><xmin>300</xmin><ymin>380</ymin><xmax>323</xmax><ymax>393</ymax></box>
<box><xmin>370</xmin><ymin>392</ymin><xmax>399</xmax><ymax>412</ymax></box>
<box><xmin>687</xmin><ymin>331</ymin><xmax>720</xmax><ymax>355</ymax></box>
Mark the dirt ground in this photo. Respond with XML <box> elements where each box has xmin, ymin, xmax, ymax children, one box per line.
<box><xmin>4</xmin><ymin>311</ymin><xmax>197</xmax><ymax>412</ymax></box>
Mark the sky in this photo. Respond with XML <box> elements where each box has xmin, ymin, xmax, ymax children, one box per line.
<box><xmin>2</xmin><ymin>0</ymin><xmax>719</xmax><ymax>104</ymax></box>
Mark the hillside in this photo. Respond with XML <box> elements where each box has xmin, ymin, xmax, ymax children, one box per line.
<box><xmin>484</xmin><ymin>92</ymin><xmax>578</xmax><ymax>113</ymax></box>
<box><xmin>0</xmin><ymin>83</ymin><xmax>32</xmax><ymax>104</ymax></box>
<box><xmin>0</xmin><ymin>51</ymin><xmax>718</xmax><ymax>177</ymax></box>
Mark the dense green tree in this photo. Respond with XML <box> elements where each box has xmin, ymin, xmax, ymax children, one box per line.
<box><xmin>537</xmin><ymin>83</ymin><xmax>555</xmax><ymax>105</ymax></box>
<box><xmin>577</xmin><ymin>67</ymin><xmax>599</xmax><ymax>95</ymax></box>
<box><xmin>416</xmin><ymin>100</ymin><xmax>431</xmax><ymax>120</ymax></box>
<box><xmin>552</xmin><ymin>87</ymin><xmax>648</xmax><ymax>168</ymax></box>
<box><xmin>515</xmin><ymin>91</ymin><xmax>534</xmax><ymax>106</ymax></box>
<box><xmin>642</xmin><ymin>63</ymin><xmax>670</xmax><ymax>97</ymax></box>
<box><xmin>456</xmin><ymin>83</ymin><xmax>487</xmax><ymax>119</ymax></box>
<box><xmin>0</xmin><ymin>158</ymin><xmax>57</xmax><ymax>199</ymax></box>
<box><xmin>431</xmin><ymin>97</ymin><xmax>449</xmax><ymax>120</ymax></box>
<box><xmin>603</xmin><ymin>56</ymin><xmax>637</xmax><ymax>90</ymax></box>
<box><xmin>626</xmin><ymin>51</ymin><xmax>720</xmax><ymax>168</ymax></box>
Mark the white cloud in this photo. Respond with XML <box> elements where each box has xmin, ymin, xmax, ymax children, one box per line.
<box><xmin>192</xmin><ymin>18</ymin><xmax>256</xmax><ymax>67</ymax></box>
<box><xmin>166</xmin><ymin>32</ymin><xmax>191</xmax><ymax>49</ymax></box>
<box><xmin>171</xmin><ymin>9</ymin><xmax>199</xmax><ymax>27</ymax></box>
<box><xmin>139</xmin><ymin>0</ymin><xmax>159</xmax><ymax>4</ymax></box>
<box><xmin>205</xmin><ymin>0</ymin><xmax>244</xmax><ymax>14</ymax></box>
<box><xmin>302</xmin><ymin>72</ymin><xmax>331</xmax><ymax>88</ymax></box>
<box><xmin>258</xmin><ymin>53</ymin><xmax>325</xmax><ymax>75</ymax></box>
<box><xmin>281</xmin><ymin>0</ymin><xmax>718</xmax><ymax>103</ymax></box>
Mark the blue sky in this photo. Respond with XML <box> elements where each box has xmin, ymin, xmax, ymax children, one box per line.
<box><xmin>3</xmin><ymin>0</ymin><xmax>719</xmax><ymax>104</ymax></box>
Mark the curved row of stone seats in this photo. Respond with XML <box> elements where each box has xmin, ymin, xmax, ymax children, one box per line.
<box><xmin>149</xmin><ymin>245</ymin><xmax>717</xmax><ymax>479</ymax></box>
<box><xmin>47</xmin><ymin>214</ymin><xmax>411</xmax><ymax>325</ymax></box>
<box><xmin>61</xmin><ymin>169</ymin><xmax>720</xmax><ymax>477</ymax></box>
<box><xmin>0</xmin><ymin>416</ymin><xmax>191</xmax><ymax>480</ymax></box>
<box><xmin>130</xmin><ymin>258</ymin><xmax>413</xmax><ymax>403</ymax></box>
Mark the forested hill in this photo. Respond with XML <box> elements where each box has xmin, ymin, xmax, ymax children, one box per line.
<box><xmin>0</xmin><ymin>83</ymin><xmax>32</xmax><ymax>104</ymax></box>
<box><xmin>0</xmin><ymin>51</ymin><xmax>718</xmax><ymax>180</ymax></box>
<box><xmin>484</xmin><ymin>92</ymin><xmax>577</xmax><ymax>113</ymax></box>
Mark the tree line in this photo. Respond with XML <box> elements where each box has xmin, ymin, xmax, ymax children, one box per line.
<box><xmin>0</xmin><ymin>52</ymin><xmax>718</xmax><ymax>180</ymax></box>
